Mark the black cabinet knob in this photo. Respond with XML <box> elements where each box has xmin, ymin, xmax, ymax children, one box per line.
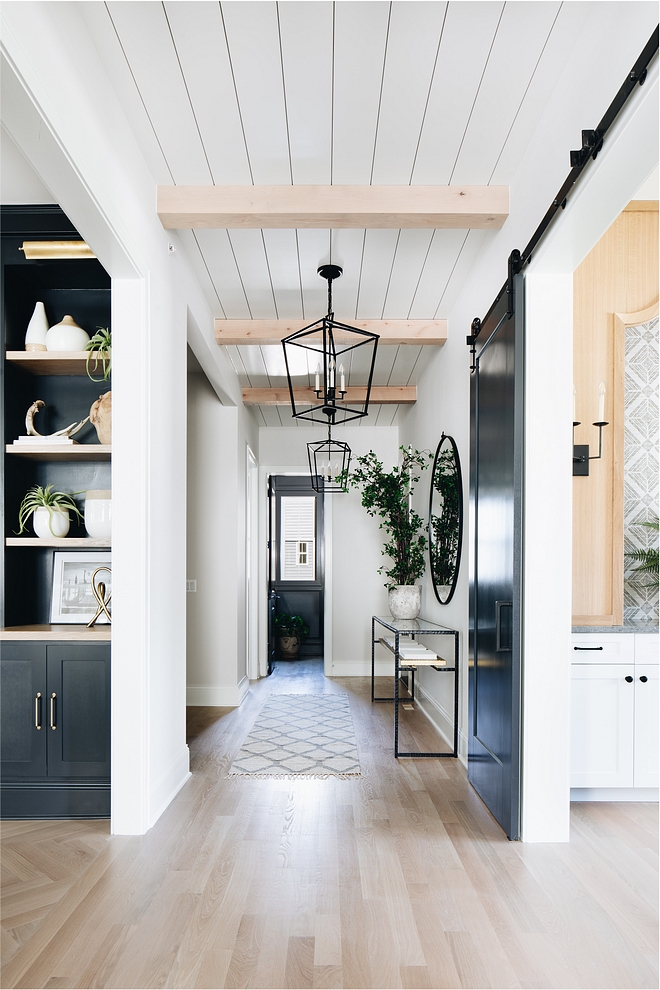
<box><xmin>639</xmin><ymin>675</ymin><xmax>648</xmax><ymax>683</ymax></box>
<box><xmin>625</xmin><ymin>675</ymin><xmax>634</xmax><ymax>683</ymax></box>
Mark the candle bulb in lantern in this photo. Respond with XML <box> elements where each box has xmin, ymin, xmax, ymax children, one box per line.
<box><xmin>598</xmin><ymin>381</ymin><xmax>606</xmax><ymax>422</ymax></box>
<box><xmin>314</xmin><ymin>363</ymin><xmax>321</xmax><ymax>392</ymax></box>
<box><xmin>329</xmin><ymin>357</ymin><xmax>335</xmax><ymax>388</ymax></box>
<box><xmin>339</xmin><ymin>364</ymin><xmax>345</xmax><ymax>391</ymax></box>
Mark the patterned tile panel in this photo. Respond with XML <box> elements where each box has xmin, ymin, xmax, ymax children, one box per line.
<box><xmin>624</xmin><ymin>317</ymin><xmax>659</xmax><ymax>625</ymax></box>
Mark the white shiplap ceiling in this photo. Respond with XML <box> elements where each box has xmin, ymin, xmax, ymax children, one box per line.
<box><xmin>82</xmin><ymin>1</ymin><xmax>593</xmax><ymax>425</ymax></box>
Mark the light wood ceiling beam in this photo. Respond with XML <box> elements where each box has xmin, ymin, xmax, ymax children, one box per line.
<box><xmin>216</xmin><ymin>319</ymin><xmax>446</xmax><ymax>346</ymax></box>
<box><xmin>242</xmin><ymin>386</ymin><xmax>416</xmax><ymax>406</ymax></box>
<box><xmin>159</xmin><ymin>185</ymin><xmax>508</xmax><ymax>229</ymax></box>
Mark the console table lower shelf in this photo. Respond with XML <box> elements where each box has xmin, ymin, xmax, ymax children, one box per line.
<box><xmin>372</xmin><ymin>614</ymin><xmax>459</xmax><ymax>759</ymax></box>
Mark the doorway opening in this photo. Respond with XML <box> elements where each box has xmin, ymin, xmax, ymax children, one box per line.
<box><xmin>268</xmin><ymin>475</ymin><xmax>324</xmax><ymax>676</ymax></box>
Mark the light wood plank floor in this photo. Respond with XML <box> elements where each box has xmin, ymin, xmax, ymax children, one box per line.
<box><xmin>2</xmin><ymin>661</ymin><xmax>657</xmax><ymax>989</ymax></box>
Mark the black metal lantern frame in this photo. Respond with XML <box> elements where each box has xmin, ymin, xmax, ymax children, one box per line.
<box><xmin>307</xmin><ymin>428</ymin><xmax>352</xmax><ymax>493</ymax></box>
<box><xmin>282</xmin><ymin>266</ymin><xmax>379</xmax><ymax>426</ymax></box>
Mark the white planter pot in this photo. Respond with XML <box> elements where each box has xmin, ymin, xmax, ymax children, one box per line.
<box><xmin>388</xmin><ymin>585</ymin><xmax>422</xmax><ymax>620</ymax></box>
<box><xmin>33</xmin><ymin>506</ymin><xmax>70</xmax><ymax>539</ymax></box>
<box><xmin>84</xmin><ymin>491</ymin><xmax>112</xmax><ymax>539</ymax></box>
<box><xmin>46</xmin><ymin>315</ymin><xmax>90</xmax><ymax>351</ymax></box>
<box><xmin>25</xmin><ymin>301</ymin><xmax>49</xmax><ymax>351</ymax></box>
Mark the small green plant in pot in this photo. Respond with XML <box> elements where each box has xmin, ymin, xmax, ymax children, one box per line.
<box><xmin>17</xmin><ymin>484</ymin><xmax>84</xmax><ymax>539</ymax></box>
<box><xmin>85</xmin><ymin>327</ymin><xmax>111</xmax><ymax>382</ymax></box>
<box><xmin>348</xmin><ymin>446</ymin><xmax>432</xmax><ymax>619</ymax></box>
<box><xmin>274</xmin><ymin>613</ymin><xmax>309</xmax><ymax>660</ymax></box>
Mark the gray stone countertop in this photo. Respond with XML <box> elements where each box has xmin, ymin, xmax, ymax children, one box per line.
<box><xmin>572</xmin><ymin>624</ymin><xmax>659</xmax><ymax>634</ymax></box>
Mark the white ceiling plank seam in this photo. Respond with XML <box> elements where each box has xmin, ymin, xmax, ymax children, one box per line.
<box><xmin>448</xmin><ymin>3</ymin><xmax>506</xmax><ymax>185</ymax></box>
<box><xmin>161</xmin><ymin>4</ymin><xmax>214</xmax><ymax>184</ymax></box>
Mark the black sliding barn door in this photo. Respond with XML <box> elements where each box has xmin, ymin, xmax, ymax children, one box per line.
<box><xmin>468</xmin><ymin>274</ymin><xmax>524</xmax><ymax>840</ymax></box>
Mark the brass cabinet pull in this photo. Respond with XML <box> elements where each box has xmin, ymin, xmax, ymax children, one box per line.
<box><xmin>35</xmin><ymin>692</ymin><xmax>42</xmax><ymax>730</ymax></box>
<box><xmin>50</xmin><ymin>693</ymin><xmax>57</xmax><ymax>730</ymax></box>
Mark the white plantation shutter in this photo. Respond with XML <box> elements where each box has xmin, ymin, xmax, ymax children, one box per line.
<box><xmin>281</xmin><ymin>496</ymin><xmax>316</xmax><ymax>581</ymax></box>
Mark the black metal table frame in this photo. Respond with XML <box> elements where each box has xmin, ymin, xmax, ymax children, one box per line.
<box><xmin>371</xmin><ymin>615</ymin><xmax>459</xmax><ymax>759</ymax></box>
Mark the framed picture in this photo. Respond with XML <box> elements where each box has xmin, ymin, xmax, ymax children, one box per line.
<box><xmin>50</xmin><ymin>552</ymin><xmax>112</xmax><ymax>624</ymax></box>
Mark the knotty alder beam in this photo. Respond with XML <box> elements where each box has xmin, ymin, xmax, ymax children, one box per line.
<box><xmin>158</xmin><ymin>185</ymin><xmax>508</xmax><ymax>229</ymax></box>
<box><xmin>242</xmin><ymin>387</ymin><xmax>416</xmax><ymax>406</ymax></box>
<box><xmin>216</xmin><ymin>319</ymin><xmax>447</xmax><ymax>346</ymax></box>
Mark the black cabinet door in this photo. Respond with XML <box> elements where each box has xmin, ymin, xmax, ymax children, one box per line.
<box><xmin>0</xmin><ymin>643</ymin><xmax>47</xmax><ymax>778</ymax></box>
<box><xmin>46</xmin><ymin>643</ymin><xmax>110</xmax><ymax>779</ymax></box>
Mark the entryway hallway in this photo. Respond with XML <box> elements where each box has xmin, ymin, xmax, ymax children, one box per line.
<box><xmin>2</xmin><ymin>665</ymin><xmax>657</xmax><ymax>989</ymax></box>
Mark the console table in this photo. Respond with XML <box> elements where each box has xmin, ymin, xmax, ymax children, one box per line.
<box><xmin>371</xmin><ymin>615</ymin><xmax>459</xmax><ymax>759</ymax></box>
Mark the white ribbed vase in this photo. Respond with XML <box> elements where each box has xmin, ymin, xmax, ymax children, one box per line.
<box><xmin>388</xmin><ymin>585</ymin><xmax>421</xmax><ymax>620</ymax></box>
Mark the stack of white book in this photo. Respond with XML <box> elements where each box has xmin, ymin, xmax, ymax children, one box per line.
<box><xmin>383</xmin><ymin>638</ymin><xmax>446</xmax><ymax>666</ymax></box>
<box><xmin>12</xmin><ymin>436</ymin><xmax>77</xmax><ymax>445</ymax></box>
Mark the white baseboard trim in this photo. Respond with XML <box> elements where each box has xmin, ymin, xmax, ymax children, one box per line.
<box><xmin>149</xmin><ymin>747</ymin><xmax>191</xmax><ymax>829</ymax></box>
<box><xmin>187</xmin><ymin>680</ymin><xmax>250</xmax><ymax>707</ymax></box>
<box><xmin>571</xmin><ymin>787</ymin><xmax>659</xmax><ymax>802</ymax></box>
<box><xmin>330</xmin><ymin>659</ymin><xmax>395</xmax><ymax>677</ymax></box>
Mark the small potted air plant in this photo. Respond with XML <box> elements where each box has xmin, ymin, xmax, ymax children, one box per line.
<box><xmin>274</xmin><ymin>613</ymin><xmax>309</xmax><ymax>660</ymax></box>
<box><xmin>85</xmin><ymin>327</ymin><xmax>111</xmax><ymax>382</ymax></box>
<box><xmin>16</xmin><ymin>484</ymin><xmax>84</xmax><ymax>539</ymax></box>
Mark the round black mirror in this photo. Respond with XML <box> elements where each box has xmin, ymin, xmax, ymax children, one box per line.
<box><xmin>428</xmin><ymin>434</ymin><xmax>463</xmax><ymax>604</ymax></box>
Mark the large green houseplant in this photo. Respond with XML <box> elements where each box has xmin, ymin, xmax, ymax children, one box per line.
<box><xmin>349</xmin><ymin>446</ymin><xmax>431</xmax><ymax>618</ymax></box>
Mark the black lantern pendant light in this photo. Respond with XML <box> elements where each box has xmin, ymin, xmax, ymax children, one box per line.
<box><xmin>307</xmin><ymin>426</ymin><xmax>352</xmax><ymax>493</ymax></box>
<box><xmin>282</xmin><ymin>265</ymin><xmax>379</xmax><ymax>426</ymax></box>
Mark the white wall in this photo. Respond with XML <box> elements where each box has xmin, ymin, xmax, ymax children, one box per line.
<box><xmin>0</xmin><ymin>129</ymin><xmax>55</xmax><ymax>204</ymax></box>
<box><xmin>257</xmin><ymin>426</ymin><xmax>399</xmax><ymax>675</ymax></box>
<box><xmin>0</xmin><ymin>1</ymin><xmax>240</xmax><ymax>833</ymax></box>
<box><xmin>186</xmin><ymin>371</ymin><xmax>258</xmax><ymax>706</ymax></box>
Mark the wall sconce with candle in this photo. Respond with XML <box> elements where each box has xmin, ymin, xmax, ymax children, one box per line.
<box><xmin>573</xmin><ymin>381</ymin><xmax>609</xmax><ymax>476</ymax></box>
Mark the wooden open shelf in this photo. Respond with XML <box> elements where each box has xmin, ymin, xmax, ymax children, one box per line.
<box><xmin>6</xmin><ymin>443</ymin><xmax>111</xmax><ymax>461</ymax></box>
<box><xmin>0</xmin><ymin>624</ymin><xmax>111</xmax><ymax>641</ymax></box>
<box><xmin>6</xmin><ymin>537</ymin><xmax>111</xmax><ymax>548</ymax></box>
<box><xmin>5</xmin><ymin>351</ymin><xmax>108</xmax><ymax>376</ymax></box>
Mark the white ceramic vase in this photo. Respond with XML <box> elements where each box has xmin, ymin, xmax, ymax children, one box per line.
<box><xmin>33</xmin><ymin>506</ymin><xmax>70</xmax><ymax>539</ymax></box>
<box><xmin>46</xmin><ymin>315</ymin><xmax>90</xmax><ymax>351</ymax></box>
<box><xmin>388</xmin><ymin>585</ymin><xmax>422</xmax><ymax>620</ymax></box>
<box><xmin>25</xmin><ymin>301</ymin><xmax>49</xmax><ymax>351</ymax></box>
<box><xmin>85</xmin><ymin>490</ymin><xmax>112</xmax><ymax>539</ymax></box>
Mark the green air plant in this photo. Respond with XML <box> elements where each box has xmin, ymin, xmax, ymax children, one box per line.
<box><xmin>16</xmin><ymin>484</ymin><xmax>84</xmax><ymax>536</ymax></box>
<box><xmin>430</xmin><ymin>446</ymin><xmax>461</xmax><ymax>588</ymax></box>
<box><xmin>273</xmin><ymin>614</ymin><xmax>310</xmax><ymax>639</ymax></box>
<box><xmin>85</xmin><ymin>327</ymin><xmax>112</xmax><ymax>382</ymax></box>
<box><xmin>626</xmin><ymin>518</ymin><xmax>659</xmax><ymax>588</ymax></box>
<box><xmin>348</xmin><ymin>446</ymin><xmax>432</xmax><ymax>589</ymax></box>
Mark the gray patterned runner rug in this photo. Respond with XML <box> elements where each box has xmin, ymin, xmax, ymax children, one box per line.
<box><xmin>228</xmin><ymin>694</ymin><xmax>362</xmax><ymax>778</ymax></box>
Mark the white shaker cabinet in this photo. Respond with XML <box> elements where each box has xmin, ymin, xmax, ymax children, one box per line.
<box><xmin>570</xmin><ymin>664</ymin><xmax>634</xmax><ymax>787</ymax></box>
<box><xmin>570</xmin><ymin>633</ymin><xmax>658</xmax><ymax>791</ymax></box>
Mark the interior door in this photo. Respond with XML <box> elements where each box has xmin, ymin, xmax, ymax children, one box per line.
<box><xmin>268</xmin><ymin>475</ymin><xmax>324</xmax><ymax>663</ymax></box>
<box><xmin>468</xmin><ymin>274</ymin><xmax>524</xmax><ymax>840</ymax></box>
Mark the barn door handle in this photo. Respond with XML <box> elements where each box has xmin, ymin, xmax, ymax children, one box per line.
<box><xmin>495</xmin><ymin>601</ymin><xmax>513</xmax><ymax>652</ymax></box>
<box><xmin>35</xmin><ymin>692</ymin><xmax>42</xmax><ymax>730</ymax></box>
<box><xmin>50</xmin><ymin>693</ymin><xmax>57</xmax><ymax>730</ymax></box>
<box><xmin>574</xmin><ymin>646</ymin><xmax>603</xmax><ymax>651</ymax></box>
